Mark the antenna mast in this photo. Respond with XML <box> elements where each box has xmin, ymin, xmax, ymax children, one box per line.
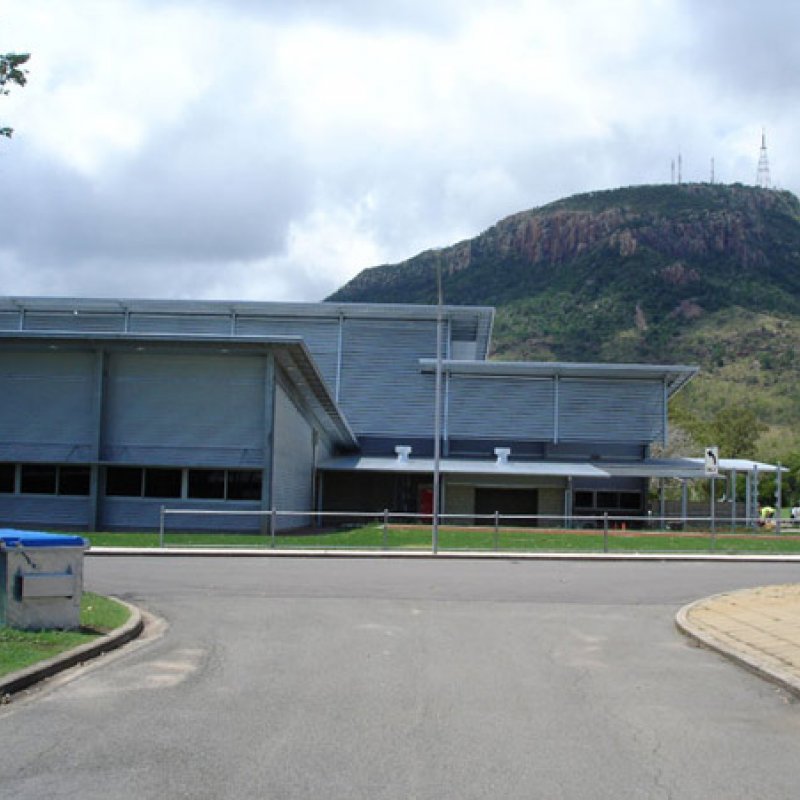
<box><xmin>756</xmin><ymin>128</ymin><xmax>771</xmax><ymax>189</ymax></box>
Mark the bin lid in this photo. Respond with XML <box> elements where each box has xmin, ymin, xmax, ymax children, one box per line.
<box><xmin>0</xmin><ymin>529</ymin><xmax>88</xmax><ymax>549</ymax></box>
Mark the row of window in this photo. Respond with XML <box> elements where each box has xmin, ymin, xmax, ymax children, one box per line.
<box><xmin>0</xmin><ymin>464</ymin><xmax>262</xmax><ymax>501</ymax></box>
<box><xmin>574</xmin><ymin>490</ymin><xmax>642</xmax><ymax>511</ymax></box>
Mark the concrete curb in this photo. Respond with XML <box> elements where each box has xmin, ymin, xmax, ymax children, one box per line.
<box><xmin>88</xmin><ymin>547</ymin><xmax>800</xmax><ymax>562</ymax></box>
<box><xmin>676</xmin><ymin>593</ymin><xmax>800</xmax><ymax>699</ymax></box>
<box><xmin>0</xmin><ymin>598</ymin><xmax>144</xmax><ymax>698</ymax></box>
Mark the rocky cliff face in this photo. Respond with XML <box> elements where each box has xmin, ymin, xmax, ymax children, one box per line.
<box><xmin>331</xmin><ymin>184</ymin><xmax>799</xmax><ymax>309</ymax></box>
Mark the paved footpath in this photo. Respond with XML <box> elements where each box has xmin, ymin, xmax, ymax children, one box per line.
<box><xmin>678</xmin><ymin>583</ymin><xmax>800</xmax><ymax>697</ymax></box>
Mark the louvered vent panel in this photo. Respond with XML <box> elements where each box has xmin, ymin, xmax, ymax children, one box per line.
<box><xmin>104</xmin><ymin>352</ymin><xmax>265</xmax><ymax>465</ymax></box>
<box><xmin>338</xmin><ymin>319</ymin><xmax>438</xmax><ymax>437</ymax></box>
<box><xmin>449</xmin><ymin>376</ymin><xmax>554</xmax><ymax>440</ymax></box>
<box><xmin>128</xmin><ymin>313</ymin><xmax>232</xmax><ymax>335</ymax></box>
<box><xmin>235</xmin><ymin>316</ymin><xmax>340</xmax><ymax>389</ymax></box>
<box><xmin>0</xmin><ymin>351</ymin><xmax>95</xmax><ymax>448</ymax></box>
<box><xmin>559</xmin><ymin>379</ymin><xmax>664</xmax><ymax>443</ymax></box>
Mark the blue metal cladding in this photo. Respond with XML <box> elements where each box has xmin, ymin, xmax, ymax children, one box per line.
<box><xmin>102</xmin><ymin>352</ymin><xmax>265</xmax><ymax>466</ymax></box>
<box><xmin>558</xmin><ymin>378</ymin><xmax>664</xmax><ymax>443</ymax></box>
<box><xmin>235</xmin><ymin>316</ymin><xmax>341</xmax><ymax>391</ymax></box>
<box><xmin>24</xmin><ymin>311</ymin><xmax>125</xmax><ymax>333</ymax></box>
<box><xmin>0</xmin><ymin>351</ymin><xmax>96</xmax><ymax>462</ymax></box>
<box><xmin>338</xmin><ymin>318</ymin><xmax>438</xmax><ymax>437</ymax></box>
<box><xmin>128</xmin><ymin>313</ymin><xmax>231</xmax><ymax>336</ymax></box>
<box><xmin>99</xmin><ymin>497</ymin><xmax>263</xmax><ymax>532</ymax></box>
<box><xmin>0</xmin><ymin>312</ymin><xmax>20</xmax><ymax>331</ymax></box>
<box><xmin>448</xmin><ymin>375</ymin><xmax>555</xmax><ymax>441</ymax></box>
<box><xmin>0</xmin><ymin>496</ymin><xmax>90</xmax><ymax>528</ymax></box>
<box><xmin>273</xmin><ymin>380</ymin><xmax>314</xmax><ymax>526</ymax></box>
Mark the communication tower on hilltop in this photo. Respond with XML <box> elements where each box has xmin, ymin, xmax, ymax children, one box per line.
<box><xmin>756</xmin><ymin>128</ymin><xmax>771</xmax><ymax>189</ymax></box>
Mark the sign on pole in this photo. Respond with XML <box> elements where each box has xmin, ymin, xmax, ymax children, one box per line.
<box><xmin>704</xmin><ymin>446</ymin><xmax>719</xmax><ymax>477</ymax></box>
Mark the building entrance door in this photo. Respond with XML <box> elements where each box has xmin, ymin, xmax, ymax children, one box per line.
<box><xmin>475</xmin><ymin>488</ymin><xmax>538</xmax><ymax>526</ymax></box>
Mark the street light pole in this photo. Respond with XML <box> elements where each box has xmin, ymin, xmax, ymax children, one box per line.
<box><xmin>432</xmin><ymin>262</ymin><xmax>443</xmax><ymax>554</ymax></box>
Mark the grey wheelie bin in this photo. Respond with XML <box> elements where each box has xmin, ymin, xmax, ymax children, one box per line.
<box><xmin>0</xmin><ymin>530</ymin><xmax>89</xmax><ymax>630</ymax></box>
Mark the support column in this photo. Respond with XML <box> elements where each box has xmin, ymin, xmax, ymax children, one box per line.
<box><xmin>681</xmin><ymin>479</ymin><xmax>688</xmax><ymax>529</ymax></box>
<box><xmin>261</xmin><ymin>353</ymin><xmax>276</xmax><ymax>533</ymax></box>
<box><xmin>88</xmin><ymin>349</ymin><xmax>107</xmax><ymax>532</ymax></box>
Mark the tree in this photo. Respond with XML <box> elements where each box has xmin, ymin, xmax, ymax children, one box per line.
<box><xmin>706</xmin><ymin>405</ymin><xmax>767</xmax><ymax>460</ymax></box>
<box><xmin>1</xmin><ymin>52</ymin><xmax>30</xmax><ymax>138</ymax></box>
<box><xmin>668</xmin><ymin>397</ymin><xmax>767</xmax><ymax>459</ymax></box>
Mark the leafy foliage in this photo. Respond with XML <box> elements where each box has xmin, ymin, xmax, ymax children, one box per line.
<box><xmin>1</xmin><ymin>52</ymin><xmax>30</xmax><ymax>138</ymax></box>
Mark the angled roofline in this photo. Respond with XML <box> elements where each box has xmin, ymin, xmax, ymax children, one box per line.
<box><xmin>419</xmin><ymin>358</ymin><xmax>699</xmax><ymax>396</ymax></box>
<box><xmin>0</xmin><ymin>296</ymin><xmax>496</xmax><ymax>361</ymax></box>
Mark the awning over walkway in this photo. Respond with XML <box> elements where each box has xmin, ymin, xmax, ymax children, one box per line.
<box><xmin>319</xmin><ymin>456</ymin><xmax>786</xmax><ymax>481</ymax></box>
<box><xmin>318</xmin><ymin>456</ymin><xmax>609</xmax><ymax>479</ymax></box>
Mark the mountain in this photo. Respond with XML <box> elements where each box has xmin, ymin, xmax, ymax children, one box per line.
<box><xmin>328</xmin><ymin>183</ymin><xmax>800</xmax><ymax>458</ymax></box>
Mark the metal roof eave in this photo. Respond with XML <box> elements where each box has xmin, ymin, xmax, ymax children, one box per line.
<box><xmin>319</xmin><ymin>456</ymin><xmax>610</xmax><ymax>478</ymax></box>
<box><xmin>420</xmin><ymin>358</ymin><xmax>699</xmax><ymax>395</ymax></box>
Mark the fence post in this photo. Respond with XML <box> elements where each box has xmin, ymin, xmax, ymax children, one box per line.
<box><xmin>270</xmin><ymin>507</ymin><xmax>276</xmax><ymax>549</ymax></box>
<box><xmin>159</xmin><ymin>505</ymin><xmax>165</xmax><ymax>548</ymax></box>
<box><xmin>494</xmin><ymin>510</ymin><xmax>500</xmax><ymax>551</ymax></box>
<box><xmin>603</xmin><ymin>512</ymin><xmax>609</xmax><ymax>553</ymax></box>
<box><xmin>383</xmin><ymin>509</ymin><xmax>389</xmax><ymax>550</ymax></box>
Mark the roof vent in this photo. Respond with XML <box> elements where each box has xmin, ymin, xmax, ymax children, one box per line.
<box><xmin>494</xmin><ymin>447</ymin><xmax>511</xmax><ymax>465</ymax></box>
<box><xmin>395</xmin><ymin>445</ymin><xmax>412</xmax><ymax>462</ymax></box>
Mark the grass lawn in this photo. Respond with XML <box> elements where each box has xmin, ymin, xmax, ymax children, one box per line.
<box><xmin>83</xmin><ymin>524</ymin><xmax>800</xmax><ymax>555</ymax></box>
<box><xmin>0</xmin><ymin>593</ymin><xmax>131</xmax><ymax>678</ymax></box>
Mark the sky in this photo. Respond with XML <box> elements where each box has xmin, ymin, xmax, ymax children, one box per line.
<box><xmin>0</xmin><ymin>0</ymin><xmax>798</xmax><ymax>303</ymax></box>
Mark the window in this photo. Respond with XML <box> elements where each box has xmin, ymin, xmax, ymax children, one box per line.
<box><xmin>0</xmin><ymin>463</ymin><xmax>14</xmax><ymax>493</ymax></box>
<box><xmin>596</xmin><ymin>491</ymin><xmax>620</xmax><ymax>510</ymax></box>
<box><xmin>58</xmin><ymin>466</ymin><xmax>91</xmax><ymax>496</ymax></box>
<box><xmin>20</xmin><ymin>464</ymin><xmax>57</xmax><ymax>494</ymax></box>
<box><xmin>619</xmin><ymin>492</ymin><xmax>642</xmax><ymax>511</ymax></box>
<box><xmin>188</xmin><ymin>469</ymin><xmax>226</xmax><ymax>499</ymax></box>
<box><xmin>106</xmin><ymin>467</ymin><xmax>144</xmax><ymax>497</ymax></box>
<box><xmin>574</xmin><ymin>491</ymin><xmax>593</xmax><ymax>508</ymax></box>
<box><xmin>144</xmin><ymin>468</ymin><xmax>182</xmax><ymax>499</ymax></box>
<box><xmin>227</xmin><ymin>470</ymin><xmax>262</xmax><ymax>501</ymax></box>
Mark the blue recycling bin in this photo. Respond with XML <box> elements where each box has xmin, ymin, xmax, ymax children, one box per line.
<box><xmin>0</xmin><ymin>530</ymin><xmax>89</xmax><ymax>630</ymax></box>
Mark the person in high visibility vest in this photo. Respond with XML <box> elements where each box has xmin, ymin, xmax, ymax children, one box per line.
<box><xmin>759</xmin><ymin>505</ymin><xmax>776</xmax><ymax>529</ymax></box>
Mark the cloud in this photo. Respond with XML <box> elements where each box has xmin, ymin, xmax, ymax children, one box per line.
<box><xmin>0</xmin><ymin>0</ymin><xmax>798</xmax><ymax>302</ymax></box>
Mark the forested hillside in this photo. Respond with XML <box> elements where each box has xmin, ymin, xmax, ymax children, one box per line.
<box><xmin>328</xmin><ymin>183</ymin><xmax>800</xmax><ymax>484</ymax></box>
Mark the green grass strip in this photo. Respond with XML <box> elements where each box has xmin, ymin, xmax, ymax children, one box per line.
<box><xmin>83</xmin><ymin>524</ymin><xmax>800</xmax><ymax>554</ymax></box>
<box><xmin>0</xmin><ymin>593</ymin><xmax>131</xmax><ymax>678</ymax></box>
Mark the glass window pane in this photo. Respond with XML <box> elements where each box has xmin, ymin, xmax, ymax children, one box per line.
<box><xmin>619</xmin><ymin>492</ymin><xmax>641</xmax><ymax>510</ymax></box>
<box><xmin>20</xmin><ymin>464</ymin><xmax>57</xmax><ymax>495</ymax></box>
<box><xmin>596</xmin><ymin>491</ymin><xmax>619</xmax><ymax>509</ymax></box>
<box><xmin>188</xmin><ymin>469</ymin><xmax>225</xmax><ymax>499</ymax></box>
<box><xmin>59</xmin><ymin>465</ymin><xmax>91</xmax><ymax>496</ymax></box>
<box><xmin>144</xmin><ymin>468</ymin><xmax>182</xmax><ymax>499</ymax></box>
<box><xmin>106</xmin><ymin>467</ymin><xmax>143</xmax><ymax>497</ymax></box>
<box><xmin>0</xmin><ymin>463</ymin><xmax>14</xmax><ymax>493</ymax></box>
<box><xmin>574</xmin><ymin>491</ymin><xmax>593</xmax><ymax>508</ymax></box>
<box><xmin>227</xmin><ymin>470</ymin><xmax>262</xmax><ymax>501</ymax></box>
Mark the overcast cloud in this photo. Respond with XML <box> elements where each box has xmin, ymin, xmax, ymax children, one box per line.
<box><xmin>0</xmin><ymin>0</ymin><xmax>797</xmax><ymax>302</ymax></box>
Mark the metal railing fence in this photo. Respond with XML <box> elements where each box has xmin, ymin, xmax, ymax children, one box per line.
<box><xmin>157</xmin><ymin>506</ymin><xmax>800</xmax><ymax>554</ymax></box>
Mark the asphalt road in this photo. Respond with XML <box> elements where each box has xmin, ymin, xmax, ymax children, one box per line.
<box><xmin>2</xmin><ymin>557</ymin><xmax>800</xmax><ymax>799</ymax></box>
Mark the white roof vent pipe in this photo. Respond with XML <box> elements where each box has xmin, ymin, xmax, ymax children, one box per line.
<box><xmin>494</xmin><ymin>447</ymin><xmax>511</xmax><ymax>465</ymax></box>
<box><xmin>395</xmin><ymin>445</ymin><xmax>412</xmax><ymax>462</ymax></box>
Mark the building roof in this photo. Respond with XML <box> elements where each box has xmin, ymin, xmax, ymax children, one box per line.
<box><xmin>420</xmin><ymin>359</ymin><xmax>699</xmax><ymax>396</ymax></box>
<box><xmin>0</xmin><ymin>296</ymin><xmax>496</xmax><ymax>361</ymax></box>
